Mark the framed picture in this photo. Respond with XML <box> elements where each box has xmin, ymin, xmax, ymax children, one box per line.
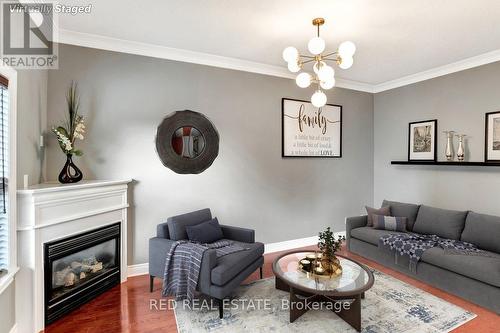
<box><xmin>282</xmin><ymin>98</ymin><xmax>342</xmax><ymax>158</ymax></box>
<box><xmin>408</xmin><ymin>119</ymin><xmax>437</xmax><ymax>161</ymax></box>
<box><xmin>485</xmin><ymin>111</ymin><xmax>500</xmax><ymax>162</ymax></box>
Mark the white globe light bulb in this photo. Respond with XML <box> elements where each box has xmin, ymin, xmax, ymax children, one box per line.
<box><xmin>308</xmin><ymin>37</ymin><xmax>325</xmax><ymax>55</ymax></box>
<box><xmin>339</xmin><ymin>56</ymin><xmax>354</xmax><ymax>69</ymax></box>
<box><xmin>313</xmin><ymin>61</ymin><xmax>326</xmax><ymax>74</ymax></box>
<box><xmin>311</xmin><ymin>90</ymin><xmax>327</xmax><ymax>108</ymax></box>
<box><xmin>295</xmin><ymin>72</ymin><xmax>312</xmax><ymax>88</ymax></box>
<box><xmin>282</xmin><ymin>46</ymin><xmax>298</xmax><ymax>63</ymax></box>
<box><xmin>338</xmin><ymin>41</ymin><xmax>356</xmax><ymax>57</ymax></box>
<box><xmin>320</xmin><ymin>78</ymin><xmax>336</xmax><ymax>90</ymax></box>
<box><xmin>287</xmin><ymin>61</ymin><xmax>301</xmax><ymax>73</ymax></box>
<box><xmin>318</xmin><ymin>65</ymin><xmax>335</xmax><ymax>82</ymax></box>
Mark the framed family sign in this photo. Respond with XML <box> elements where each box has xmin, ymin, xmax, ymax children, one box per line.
<box><xmin>282</xmin><ymin>98</ymin><xmax>342</xmax><ymax>158</ymax></box>
<box><xmin>485</xmin><ymin>111</ymin><xmax>500</xmax><ymax>162</ymax></box>
<box><xmin>408</xmin><ymin>119</ymin><xmax>437</xmax><ymax>161</ymax></box>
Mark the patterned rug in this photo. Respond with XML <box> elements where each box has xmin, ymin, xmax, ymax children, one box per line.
<box><xmin>174</xmin><ymin>269</ymin><xmax>476</xmax><ymax>332</ymax></box>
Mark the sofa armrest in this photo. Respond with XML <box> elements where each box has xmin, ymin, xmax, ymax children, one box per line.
<box><xmin>148</xmin><ymin>237</ymin><xmax>176</xmax><ymax>277</ymax></box>
<box><xmin>345</xmin><ymin>215</ymin><xmax>368</xmax><ymax>251</ymax></box>
<box><xmin>156</xmin><ymin>222</ymin><xmax>170</xmax><ymax>239</ymax></box>
<box><xmin>220</xmin><ymin>225</ymin><xmax>255</xmax><ymax>243</ymax></box>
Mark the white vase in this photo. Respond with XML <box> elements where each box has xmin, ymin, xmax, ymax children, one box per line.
<box><xmin>443</xmin><ymin>131</ymin><xmax>455</xmax><ymax>161</ymax></box>
<box><xmin>456</xmin><ymin>134</ymin><xmax>466</xmax><ymax>161</ymax></box>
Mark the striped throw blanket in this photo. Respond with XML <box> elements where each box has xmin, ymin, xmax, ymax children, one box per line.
<box><xmin>162</xmin><ymin>240</ymin><xmax>247</xmax><ymax>300</ymax></box>
<box><xmin>379</xmin><ymin>233</ymin><xmax>489</xmax><ymax>273</ymax></box>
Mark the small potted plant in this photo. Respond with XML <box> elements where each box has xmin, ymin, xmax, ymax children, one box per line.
<box><xmin>52</xmin><ymin>82</ymin><xmax>85</xmax><ymax>183</ymax></box>
<box><xmin>318</xmin><ymin>227</ymin><xmax>345</xmax><ymax>276</ymax></box>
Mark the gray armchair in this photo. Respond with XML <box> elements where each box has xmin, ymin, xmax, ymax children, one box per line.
<box><xmin>148</xmin><ymin>208</ymin><xmax>264</xmax><ymax>318</ymax></box>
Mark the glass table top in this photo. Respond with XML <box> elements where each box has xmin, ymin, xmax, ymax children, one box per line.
<box><xmin>273</xmin><ymin>251</ymin><xmax>372</xmax><ymax>294</ymax></box>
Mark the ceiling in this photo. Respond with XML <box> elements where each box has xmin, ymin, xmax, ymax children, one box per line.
<box><xmin>55</xmin><ymin>0</ymin><xmax>500</xmax><ymax>91</ymax></box>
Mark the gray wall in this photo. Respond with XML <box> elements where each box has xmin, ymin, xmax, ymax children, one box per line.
<box><xmin>46</xmin><ymin>44</ymin><xmax>374</xmax><ymax>265</ymax></box>
<box><xmin>17</xmin><ymin>70</ymin><xmax>47</xmax><ymax>186</ymax></box>
<box><xmin>374</xmin><ymin>62</ymin><xmax>500</xmax><ymax>215</ymax></box>
<box><xmin>0</xmin><ymin>282</ymin><xmax>15</xmax><ymax>333</ymax></box>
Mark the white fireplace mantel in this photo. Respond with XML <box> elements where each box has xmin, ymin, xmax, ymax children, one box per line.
<box><xmin>16</xmin><ymin>179</ymin><xmax>131</xmax><ymax>333</ymax></box>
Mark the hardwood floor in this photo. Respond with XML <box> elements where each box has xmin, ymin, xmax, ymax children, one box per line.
<box><xmin>44</xmin><ymin>246</ymin><xmax>499</xmax><ymax>333</ymax></box>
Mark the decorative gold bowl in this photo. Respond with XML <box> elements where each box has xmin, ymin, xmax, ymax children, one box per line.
<box><xmin>298</xmin><ymin>254</ymin><xmax>343</xmax><ymax>278</ymax></box>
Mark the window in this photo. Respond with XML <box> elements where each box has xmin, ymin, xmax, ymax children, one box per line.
<box><xmin>0</xmin><ymin>75</ymin><xmax>8</xmax><ymax>275</ymax></box>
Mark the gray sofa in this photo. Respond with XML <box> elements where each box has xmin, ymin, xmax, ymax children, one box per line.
<box><xmin>346</xmin><ymin>200</ymin><xmax>500</xmax><ymax>314</ymax></box>
<box><xmin>149</xmin><ymin>208</ymin><xmax>264</xmax><ymax>318</ymax></box>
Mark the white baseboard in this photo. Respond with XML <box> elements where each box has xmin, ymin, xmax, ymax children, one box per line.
<box><xmin>9</xmin><ymin>323</ymin><xmax>17</xmax><ymax>333</ymax></box>
<box><xmin>127</xmin><ymin>263</ymin><xmax>149</xmax><ymax>277</ymax></box>
<box><xmin>264</xmin><ymin>231</ymin><xmax>346</xmax><ymax>254</ymax></box>
<box><xmin>264</xmin><ymin>235</ymin><xmax>319</xmax><ymax>254</ymax></box>
<box><xmin>126</xmin><ymin>232</ymin><xmax>346</xmax><ymax>277</ymax></box>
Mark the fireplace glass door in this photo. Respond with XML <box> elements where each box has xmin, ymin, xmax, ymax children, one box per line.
<box><xmin>44</xmin><ymin>222</ymin><xmax>121</xmax><ymax>324</ymax></box>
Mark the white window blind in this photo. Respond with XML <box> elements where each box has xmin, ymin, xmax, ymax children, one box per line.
<box><xmin>0</xmin><ymin>79</ymin><xmax>8</xmax><ymax>274</ymax></box>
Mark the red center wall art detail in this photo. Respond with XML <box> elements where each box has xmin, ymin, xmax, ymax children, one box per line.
<box><xmin>171</xmin><ymin>126</ymin><xmax>206</xmax><ymax>158</ymax></box>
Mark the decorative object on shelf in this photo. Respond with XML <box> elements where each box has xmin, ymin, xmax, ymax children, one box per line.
<box><xmin>156</xmin><ymin>110</ymin><xmax>219</xmax><ymax>174</ymax></box>
<box><xmin>443</xmin><ymin>131</ymin><xmax>455</xmax><ymax>161</ymax></box>
<box><xmin>485</xmin><ymin>111</ymin><xmax>500</xmax><ymax>162</ymax></box>
<box><xmin>455</xmin><ymin>134</ymin><xmax>466</xmax><ymax>161</ymax></box>
<box><xmin>408</xmin><ymin>120</ymin><xmax>437</xmax><ymax>162</ymax></box>
<box><xmin>283</xmin><ymin>18</ymin><xmax>356</xmax><ymax>108</ymax></box>
<box><xmin>52</xmin><ymin>82</ymin><xmax>85</xmax><ymax>184</ymax></box>
<box><xmin>282</xmin><ymin>98</ymin><xmax>342</xmax><ymax>157</ymax></box>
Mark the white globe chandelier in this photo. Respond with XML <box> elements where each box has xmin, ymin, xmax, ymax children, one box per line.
<box><xmin>283</xmin><ymin>18</ymin><xmax>356</xmax><ymax>108</ymax></box>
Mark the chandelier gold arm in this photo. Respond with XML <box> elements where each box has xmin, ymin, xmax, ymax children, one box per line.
<box><xmin>301</xmin><ymin>59</ymin><xmax>316</xmax><ymax>65</ymax></box>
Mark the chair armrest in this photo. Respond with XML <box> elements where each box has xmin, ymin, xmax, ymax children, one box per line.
<box><xmin>197</xmin><ymin>249</ymin><xmax>217</xmax><ymax>294</ymax></box>
<box><xmin>220</xmin><ymin>225</ymin><xmax>255</xmax><ymax>243</ymax></box>
<box><xmin>345</xmin><ymin>215</ymin><xmax>368</xmax><ymax>251</ymax></box>
<box><xmin>156</xmin><ymin>222</ymin><xmax>170</xmax><ymax>239</ymax></box>
<box><xmin>148</xmin><ymin>237</ymin><xmax>176</xmax><ymax>277</ymax></box>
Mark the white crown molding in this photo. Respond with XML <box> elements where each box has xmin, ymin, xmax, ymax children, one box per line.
<box><xmin>372</xmin><ymin>49</ymin><xmax>500</xmax><ymax>93</ymax></box>
<box><xmin>57</xmin><ymin>29</ymin><xmax>500</xmax><ymax>94</ymax></box>
<box><xmin>57</xmin><ymin>29</ymin><xmax>374</xmax><ymax>93</ymax></box>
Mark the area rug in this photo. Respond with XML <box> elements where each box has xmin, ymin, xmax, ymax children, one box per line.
<box><xmin>174</xmin><ymin>269</ymin><xmax>476</xmax><ymax>332</ymax></box>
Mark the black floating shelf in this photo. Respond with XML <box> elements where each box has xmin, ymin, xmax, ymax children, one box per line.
<box><xmin>391</xmin><ymin>161</ymin><xmax>500</xmax><ymax>167</ymax></box>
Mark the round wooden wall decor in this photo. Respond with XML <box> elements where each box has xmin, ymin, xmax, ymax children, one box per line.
<box><xmin>155</xmin><ymin>110</ymin><xmax>219</xmax><ymax>174</ymax></box>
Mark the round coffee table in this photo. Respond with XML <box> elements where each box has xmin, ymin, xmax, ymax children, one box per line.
<box><xmin>272</xmin><ymin>251</ymin><xmax>374</xmax><ymax>332</ymax></box>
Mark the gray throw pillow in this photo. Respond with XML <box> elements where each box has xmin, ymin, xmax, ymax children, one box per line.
<box><xmin>185</xmin><ymin>217</ymin><xmax>224</xmax><ymax>243</ymax></box>
<box><xmin>372</xmin><ymin>215</ymin><xmax>407</xmax><ymax>232</ymax></box>
<box><xmin>413</xmin><ymin>205</ymin><xmax>468</xmax><ymax>240</ymax></box>
<box><xmin>382</xmin><ymin>200</ymin><xmax>420</xmax><ymax>231</ymax></box>
<box><xmin>366</xmin><ymin>206</ymin><xmax>391</xmax><ymax>227</ymax></box>
<box><xmin>167</xmin><ymin>208</ymin><xmax>212</xmax><ymax>240</ymax></box>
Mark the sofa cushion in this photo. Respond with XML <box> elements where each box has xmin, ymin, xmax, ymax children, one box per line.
<box><xmin>167</xmin><ymin>208</ymin><xmax>212</xmax><ymax>240</ymax></box>
<box><xmin>461</xmin><ymin>212</ymin><xmax>500</xmax><ymax>253</ymax></box>
<box><xmin>350</xmin><ymin>227</ymin><xmax>406</xmax><ymax>246</ymax></box>
<box><xmin>366</xmin><ymin>206</ymin><xmax>391</xmax><ymax>227</ymax></box>
<box><xmin>372</xmin><ymin>215</ymin><xmax>407</xmax><ymax>232</ymax></box>
<box><xmin>186</xmin><ymin>218</ymin><xmax>223</xmax><ymax>243</ymax></box>
<box><xmin>211</xmin><ymin>240</ymin><xmax>264</xmax><ymax>286</ymax></box>
<box><xmin>413</xmin><ymin>205</ymin><xmax>468</xmax><ymax>240</ymax></box>
<box><xmin>421</xmin><ymin>247</ymin><xmax>500</xmax><ymax>287</ymax></box>
<box><xmin>382</xmin><ymin>200</ymin><xmax>420</xmax><ymax>231</ymax></box>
